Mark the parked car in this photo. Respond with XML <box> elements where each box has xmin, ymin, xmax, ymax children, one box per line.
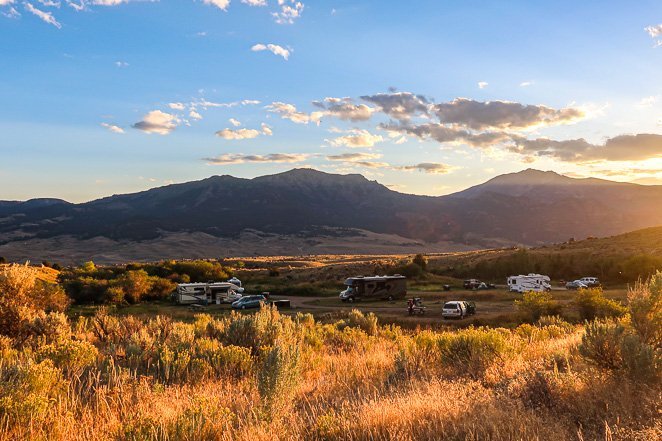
<box><xmin>442</xmin><ymin>301</ymin><xmax>467</xmax><ymax>319</ymax></box>
<box><xmin>463</xmin><ymin>279</ymin><xmax>481</xmax><ymax>289</ymax></box>
<box><xmin>565</xmin><ymin>280</ymin><xmax>588</xmax><ymax>290</ymax></box>
<box><xmin>475</xmin><ymin>282</ymin><xmax>496</xmax><ymax>290</ymax></box>
<box><xmin>231</xmin><ymin>295</ymin><xmax>267</xmax><ymax>310</ymax></box>
<box><xmin>579</xmin><ymin>277</ymin><xmax>600</xmax><ymax>288</ymax></box>
<box><xmin>462</xmin><ymin>301</ymin><xmax>476</xmax><ymax>315</ymax></box>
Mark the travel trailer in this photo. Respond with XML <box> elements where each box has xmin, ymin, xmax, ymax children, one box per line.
<box><xmin>339</xmin><ymin>275</ymin><xmax>407</xmax><ymax>302</ymax></box>
<box><xmin>507</xmin><ymin>274</ymin><xmax>552</xmax><ymax>293</ymax></box>
<box><xmin>175</xmin><ymin>282</ymin><xmax>243</xmax><ymax>305</ymax></box>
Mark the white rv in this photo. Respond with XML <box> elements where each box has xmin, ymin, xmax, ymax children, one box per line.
<box><xmin>175</xmin><ymin>282</ymin><xmax>243</xmax><ymax>305</ymax></box>
<box><xmin>507</xmin><ymin>274</ymin><xmax>551</xmax><ymax>293</ymax></box>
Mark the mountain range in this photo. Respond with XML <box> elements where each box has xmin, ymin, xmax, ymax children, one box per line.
<box><xmin>1</xmin><ymin>168</ymin><xmax>661</xmax><ymax>263</ymax></box>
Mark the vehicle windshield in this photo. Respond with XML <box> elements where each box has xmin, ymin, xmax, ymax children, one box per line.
<box><xmin>443</xmin><ymin>303</ymin><xmax>457</xmax><ymax>309</ymax></box>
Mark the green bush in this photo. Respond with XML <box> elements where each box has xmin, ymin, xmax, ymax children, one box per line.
<box><xmin>627</xmin><ymin>271</ymin><xmax>661</xmax><ymax>348</ymax></box>
<box><xmin>579</xmin><ymin>321</ymin><xmax>624</xmax><ymax>370</ymax></box>
<box><xmin>515</xmin><ymin>291</ymin><xmax>562</xmax><ymax>322</ymax></box>
<box><xmin>437</xmin><ymin>327</ymin><xmax>509</xmax><ymax>377</ymax></box>
<box><xmin>338</xmin><ymin>309</ymin><xmax>378</xmax><ymax>336</ymax></box>
<box><xmin>575</xmin><ymin>288</ymin><xmax>626</xmax><ymax>321</ymax></box>
<box><xmin>257</xmin><ymin>342</ymin><xmax>300</xmax><ymax>420</ymax></box>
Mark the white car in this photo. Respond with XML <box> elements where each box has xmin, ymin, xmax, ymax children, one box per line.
<box><xmin>442</xmin><ymin>301</ymin><xmax>467</xmax><ymax>319</ymax></box>
<box><xmin>579</xmin><ymin>277</ymin><xmax>600</xmax><ymax>287</ymax></box>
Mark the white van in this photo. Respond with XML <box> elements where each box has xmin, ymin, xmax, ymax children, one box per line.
<box><xmin>507</xmin><ymin>274</ymin><xmax>551</xmax><ymax>293</ymax></box>
<box><xmin>579</xmin><ymin>277</ymin><xmax>600</xmax><ymax>287</ymax></box>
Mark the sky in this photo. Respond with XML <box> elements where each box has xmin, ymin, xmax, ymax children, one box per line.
<box><xmin>1</xmin><ymin>0</ymin><xmax>661</xmax><ymax>202</ymax></box>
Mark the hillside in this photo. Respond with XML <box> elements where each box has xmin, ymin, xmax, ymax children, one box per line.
<box><xmin>1</xmin><ymin>168</ymin><xmax>661</xmax><ymax>263</ymax></box>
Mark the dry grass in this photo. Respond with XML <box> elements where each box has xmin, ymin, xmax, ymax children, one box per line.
<box><xmin>0</xmin><ymin>264</ymin><xmax>660</xmax><ymax>441</ymax></box>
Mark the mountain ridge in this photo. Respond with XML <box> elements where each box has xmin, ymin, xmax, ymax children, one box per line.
<box><xmin>1</xmin><ymin>169</ymin><xmax>661</xmax><ymax>259</ymax></box>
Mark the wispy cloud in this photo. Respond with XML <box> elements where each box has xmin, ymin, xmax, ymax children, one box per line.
<box><xmin>251</xmin><ymin>43</ymin><xmax>291</xmax><ymax>60</ymax></box>
<box><xmin>398</xmin><ymin>163</ymin><xmax>457</xmax><ymax>174</ymax></box>
<box><xmin>115</xmin><ymin>60</ymin><xmax>129</xmax><ymax>68</ymax></box>
<box><xmin>23</xmin><ymin>2</ymin><xmax>61</xmax><ymax>28</ymax></box>
<box><xmin>326</xmin><ymin>129</ymin><xmax>383</xmax><ymax>148</ymax></box>
<box><xmin>241</xmin><ymin>0</ymin><xmax>266</xmax><ymax>5</ymax></box>
<box><xmin>215</xmin><ymin>124</ymin><xmax>272</xmax><ymax>139</ymax></box>
<box><xmin>267</xmin><ymin>101</ymin><xmax>324</xmax><ymax>124</ymax></box>
<box><xmin>204</xmin><ymin>153</ymin><xmax>308</xmax><ymax>164</ymax></box>
<box><xmin>478</xmin><ymin>81</ymin><xmax>488</xmax><ymax>89</ymax></box>
<box><xmin>644</xmin><ymin>24</ymin><xmax>662</xmax><ymax>47</ymax></box>
<box><xmin>101</xmin><ymin>122</ymin><xmax>124</xmax><ymax>134</ymax></box>
<box><xmin>519</xmin><ymin>80</ymin><xmax>534</xmax><ymax>87</ymax></box>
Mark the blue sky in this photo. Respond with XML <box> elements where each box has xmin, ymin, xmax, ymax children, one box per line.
<box><xmin>1</xmin><ymin>0</ymin><xmax>661</xmax><ymax>202</ymax></box>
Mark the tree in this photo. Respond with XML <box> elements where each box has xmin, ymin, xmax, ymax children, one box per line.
<box><xmin>117</xmin><ymin>270</ymin><xmax>152</xmax><ymax>304</ymax></box>
<box><xmin>412</xmin><ymin>254</ymin><xmax>428</xmax><ymax>271</ymax></box>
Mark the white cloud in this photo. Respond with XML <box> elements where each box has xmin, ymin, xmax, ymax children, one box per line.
<box><xmin>312</xmin><ymin>97</ymin><xmax>375</xmax><ymax>121</ymax></box>
<box><xmin>65</xmin><ymin>0</ymin><xmax>84</xmax><ymax>11</ymax></box>
<box><xmin>37</xmin><ymin>0</ymin><xmax>59</xmax><ymax>7</ymax></box>
<box><xmin>132</xmin><ymin>110</ymin><xmax>179</xmax><ymax>135</ymax></box>
<box><xmin>168</xmin><ymin>102</ymin><xmax>186</xmax><ymax>110</ymax></box>
<box><xmin>115</xmin><ymin>61</ymin><xmax>129</xmax><ymax>68</ymax></box>
<box><xmin>272</xmin><ymin>0</ymin><xmax>303</xmax><ymax>24</ymax></box>
<box><xmin>1</xmin><ymin>6</ymin><xmax>20</xmax><ymax>17</ymax></box>
<box><xmin>478</xmin><ymin>81</ymin><xmax>488</xmax><ymax>89</ymax></box>
<box><xmin>241</xmin><ymin>0</ymin><xmax>265</xmax><ymax>5</ymax></box>
<box><xmin>189</xmin><ymin>109</ymin><xmax>202</xmax><ymax>120</ymax></box>
<box><xmin>251</xmin><ymin>43</ymin><xmax>290</xmax><ymax>60</ymax></box>
<box><xmin>215</xmin><ymin>124</ymin><xmax>272</xmax><ymax>140</ymax></box>
<box><xmin>101</xmin><ymin>122</ymin><xmax>124</xmax><ymax>134</ymax></box>
<box><xmin>202</xmin><ymin>0</ymin><xmax>230</xmax><ymax>11</ymax></box>
<box><xmin>24</xmin><ymin>2</ymin><xmax>61</xmax><ymax>28</ymax></box>
<box><xmin>204</xmin><ymin>153</ymin><xmax>308</xmax><ymax>164</ymax></box>
<box><xmin>327</xmin><ymin>129</ymin><xmax>383</xmax><ymax>148</ymax></box>
<box><xmin>0</xmin><ymin>0</ymin><xmax>16</xmax><ymax>5</ymax></box>
<box><xmin>638</xmin><ymin>95</ymin><xmax>658</xmax><ymax>107</ymax></box>
<box><xmin>260</xmin><ymin>123</ymin><xmax>272</xmax><ymax>136</ymax></box>
<box><xmin>267</xmin><ymin>101</ymin><xmax>323</xmax><ymax>124</ymax></box>
<box><xmin>229</xmin><ymin>118</ymin><xmax>241</xmax><ymax>126</ymax></box>
<box><xmin>645</xmin><ymin>24</ymin><xmax>662</xmax><ymax>38</ymax></box>
<box><xmin>215</xmin><ymin>128</ymin><xmax>261</xmax><ymax>140</ymax></box>
<box><xmin>519</xmin><ymin>81</ymin><xmax>534</xmax><ymax>87</ymax></box>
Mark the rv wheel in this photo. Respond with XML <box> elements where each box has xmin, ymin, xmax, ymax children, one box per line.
<box><xmin>241</xmin><ymin>305</ymin><xmax>246</xmax><ymax>310</ymax></box>
<box><xmin>348</xmin><ymin>297</ymin><xmax>355</xmax><ymax>303</ymax></box>
<box><xmin>388</xmin><ymin>295</ymin><xmax>394</xmax><ymax>301</ymax></box>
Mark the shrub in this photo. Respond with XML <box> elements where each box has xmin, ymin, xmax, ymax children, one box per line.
<box><xmin>395</xmin><ymin>262</ymin><xmax>423</xmax><ymax>278</ymax></box>
<box><xmin>257</xmin><ymin>342</ymin><xmax>300</xmax><ymax>420</ymax></box>
<box><xmin>146</xmin><ymin>277</ymin><xmax>176</xmax><ymax>301</ymax></box>
<box><xmin>515</xmin><ymin>291</ymin><xmax>562</xmax><ymax>322</ymax></box>
<box><xmin>627</xmin><ymin>271</ymin><xmax>661</xmax><ymax>348</ymax></box>
<box><xmin>338</xmin><ymin>309</ymin><xmax>378</xmax><ymax>336</ymax></box>
<box><xmin>36</xmin><ymin>339</ymin><xmax>99</xmax><ymax>377</ymax></box>
<box><xmin>575</xmin><ymin>288</ymin><xmax>626</xmax><ymax>321</ymax></box>
<box><xmin>619</xmin><ymin>334</ymin><xmax>660</xmax><ymax>383</ymax></box>
<box><xmin>438</xmin><ymin>327</ymin><xmax>509</xmax><ymax>377</ymax></box>
<box><xmin>579</xmin><ymin>321</ymin><xmax>624</xmax><ymax>370</ymax></box>
<box><xmin>0</xmin><ymin>359</ymin><xmax>64</xmax><ymax>425</ymax></box>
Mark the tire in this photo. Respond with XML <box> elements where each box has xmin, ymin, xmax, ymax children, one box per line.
<box><xmin>388</xmin><ymin>295</ymin><xmax>394</xmax><ymax>301</ymax></box>
<box><xmin>348</xmin><ymin>297</ymin><xmax>354</xmax><ymax>303</ymax></box>
<box><xmin>241</xmin><ymin>305</ymin><xmax>246</xmax><ymax>310</ymax></box>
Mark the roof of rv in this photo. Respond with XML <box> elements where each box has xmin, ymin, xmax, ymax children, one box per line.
<box><xmin>345</xmin><ymin>275</ymin><xmax>406</xmax><ymax>281</ymax></box>
<box><xmin>177</xmin><ymin>282</ymin><xmax>238</xmax><ymax>288</ymax></box>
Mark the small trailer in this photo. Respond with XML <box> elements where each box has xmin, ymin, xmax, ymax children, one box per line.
<box><xmin>507</xmin><ymin>274</ymin><xmax>551</xmax><ymax>293</ymax></box>
<box><xmin>175</xmin><ymin>282</ymin><xmax>243</xmax><ymax>305</ymax></box>
<box><xmin>339</xmin><ymin>275</ymin><xmax>407</xmax><ymax>302</ymax></box>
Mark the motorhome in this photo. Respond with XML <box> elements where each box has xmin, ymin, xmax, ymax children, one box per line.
<box><xmin>507</xmin><ymin>274</ymin><xmax>551</xmax><ymax>293</ymax></box>
<box><xmin>175</xmin><ymin>282</ymin><xmax>243</xmax><ymax>305</ymax></box>
<box><xmin>339</xmin><ymin>275</ymin><xmax>407</xmax><ymax>302</ymax></box>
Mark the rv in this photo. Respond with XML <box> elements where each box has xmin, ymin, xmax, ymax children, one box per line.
<box><xmin>175</xmin><ymin>282</ymin><xmax>243</xmax><ymax>305</ymax></box>
<box><xmin>507</xmin><ymin>274</ymin><xmax>551</xmax><ymax>293</ymax></box>
<box><xmin>339</xmin><ymin>275</ymin><xmax>407</xmax><ymax>302</ymax></box>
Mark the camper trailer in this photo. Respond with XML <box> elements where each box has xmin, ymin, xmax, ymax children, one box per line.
<box><xmin>507</xmin><ymin>274</ymin><xmax>551</xmax><ymax>293</ymax></box>
<box><xmin>339</xmin><ymin>275</ymin><xmax>407</xmax><ymax>302</ymax></box>
<box><xmin>175</xmin><ymin>282</ymin><xmax>243</xmax><ymax>305</ymax></box>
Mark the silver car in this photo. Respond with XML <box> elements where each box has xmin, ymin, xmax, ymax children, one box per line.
<box><xmin>442</xmin><ymin>301</ymin><xmax>467</xmax><ymax>319</ymax></box>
